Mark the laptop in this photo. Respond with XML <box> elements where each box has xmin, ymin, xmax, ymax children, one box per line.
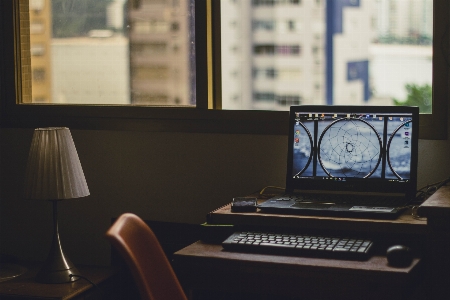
<box><xmin>257</xmin><ymin>105</ymin><xmax>419</xmax><ymax>219</ymax></box>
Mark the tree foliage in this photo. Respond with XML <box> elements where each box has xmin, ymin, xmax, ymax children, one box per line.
<box><xmin>393</xmin><ymin>83</ymin><xmax>432</xmax><ymax>113</ymax></box>
<box><xmin>51</xmin><ymin>0</ymin><xmax>113</xmax><ymax>38</ymax></box>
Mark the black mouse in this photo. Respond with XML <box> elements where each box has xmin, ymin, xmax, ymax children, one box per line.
<box><xmin>386</xmin><ymin>245</ymin><xmax>413</xmax><ymax>267</ymax></box>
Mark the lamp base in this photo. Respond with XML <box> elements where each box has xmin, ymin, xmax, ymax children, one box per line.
<box><xmin>36</xmin><ymin>265</ymin><xmax>80</xmax><ymax>284</ymax></box>
<box><xmin>36</xmin><ymin>201</ymin><xmax>81</xmax><ymax>284</ymax></box>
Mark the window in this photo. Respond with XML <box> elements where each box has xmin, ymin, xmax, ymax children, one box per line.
<box><xmin>23</xmin><ymin>0</ymin><xmax>195</xmax><ymax>106</ymax></box>
<box><xmin>218</xmin><ymin>0</ymin><xmax>448</xmax><ymax>139</ymax></box>
<box><xmin>222</xmin><ymin>0</ymin><xmax>434</xmax><ymax>110</ymax></box>
<box><xmin>0</xmin><ymin>0</ymin><xmax>448</xmax><ymax>139</ymax></box>
<box><xmin>253</xmin><ymin>20</ymin><xmax>275</xmax><ymax>31</ymax></box>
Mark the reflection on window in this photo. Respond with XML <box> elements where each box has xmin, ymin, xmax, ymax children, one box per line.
<box><xmin>27</xmin><ymin>0</ymin><xmax>195</xmax><ymax>106</ymax></box>
<box><xmin>221</xmin><ymin>0</ymin><xmax>433</xmax><ymax>112</ymax></box>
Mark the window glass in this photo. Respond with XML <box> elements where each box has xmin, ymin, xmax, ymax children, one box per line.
<box><xmin>221</xmin><ymin>0</ymin><xmax>433</xmax><ymax>113</ymax></box>
<box><xmin>27</xmin><ymin>0</ymin><xmax>196</xmax><ymax>106</ymax></box>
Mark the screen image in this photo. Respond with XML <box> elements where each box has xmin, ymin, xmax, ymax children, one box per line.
<box><xmin>292</xmin><ymin>112</ymin><xmax>413</xmax><ymax>183</ymax></box>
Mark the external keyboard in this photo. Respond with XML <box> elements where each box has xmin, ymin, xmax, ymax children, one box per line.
<box><xmin>222</xmin><ymin>231</ymin><xmax>374</xmax><ymax>260</ymax></box>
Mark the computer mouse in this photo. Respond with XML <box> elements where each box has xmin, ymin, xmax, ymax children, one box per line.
<box><xmin>386</xmin><ymin>245</ymin><xmax>413</xmax><ymax>267</ymax></box>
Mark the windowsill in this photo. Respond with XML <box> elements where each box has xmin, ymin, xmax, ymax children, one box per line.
<box><xmin>0</xmin><ymin>104</ymin><xmax>289</xmax><ymax>135</ymax></box>
<box><xmin>1</xmin><ymin>103</ymin><xmax>446</xmax><ymax>139</ymax></box>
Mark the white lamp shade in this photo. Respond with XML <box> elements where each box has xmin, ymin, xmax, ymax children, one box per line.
<box><xmin>24</xmin><ymin>127</ymin><xmax>90</xmax><ymax>200</ymax></box>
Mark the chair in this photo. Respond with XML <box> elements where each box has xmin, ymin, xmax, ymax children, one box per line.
<box><xmin>106</xmin><ymin>213</ymin><xmax>188</xmax><ymax>300</ymax></box>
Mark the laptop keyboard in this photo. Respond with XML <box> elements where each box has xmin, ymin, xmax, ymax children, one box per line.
<box><xmin>222</xmin><ymin>231</ymin><xmax>374</xmax><ymax>260</ymax></box>
<box><xmin>270</xmin><ymin>194</ymin><xmax>404</xmax><ymax>206</ymax></box>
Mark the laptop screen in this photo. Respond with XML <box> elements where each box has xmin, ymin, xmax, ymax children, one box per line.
<box><xmin>286</xmin><ymin>106</ymin><xmax>419</xmax><ymax>197</ymax></box>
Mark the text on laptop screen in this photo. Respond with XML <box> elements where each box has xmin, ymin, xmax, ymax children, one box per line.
<box><xmin>291</xmin><ymin>110</ymin><xmax>415</xmax><ymax>187</ymax></box>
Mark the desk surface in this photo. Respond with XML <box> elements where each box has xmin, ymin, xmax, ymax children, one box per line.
<box><xmin>418</xmin><ymin>185</ymin><xmax>450</xmax><ymax>217</ymax></box>
<box><xmin>207</xmin><ymin>202</ymin><xmax>427</xmax><ymax>236</ymax></box>
<box><xmin>176</xmin><ymin>240</ymin><xmax>420</xmax><ymax>276</ymax></box>
<box><xmin>174</xmin><ymin>241</ymin><xmax>423</xmax><ymax>300</ymax></box>
<box><xmin>0</xmin><ymin>263</ymin><xmax>117</xmax><ymax>300</ymax></box>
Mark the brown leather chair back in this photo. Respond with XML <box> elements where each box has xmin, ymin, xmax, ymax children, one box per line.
<box><xmin>106</xmin><ymin>213</ymin><xmax>188</xmax><ymax>300</ymax></box>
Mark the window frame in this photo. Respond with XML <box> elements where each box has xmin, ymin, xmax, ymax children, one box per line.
<box><xmin>0</xmin><ymin>0</ymin><xmax>448</xmax><ymax>139</ymax></box>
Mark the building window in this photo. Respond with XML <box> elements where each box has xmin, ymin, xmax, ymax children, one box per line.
<box><xmin>252</xmin><ymin>0</ymin><xmax>301</xmax><ymax>6</ymax></box>
<box><xmin>133</xmin><ymin>20</ymin><xmax>171</xmax><ymax>33</ymax></box>
<box><xmin>30</xmin><ymin>20</ymin><xmax>45</xmax><ymax>34</ymax></box>
<box><xmin>30</xmin><ymin>44</ymin><xmax>45</xmax><ymax>56</ymax></box>
<box><xmin>254</xmin><ymin>45</ymin><xmax>275</xmax><ymax>55</ymax></box>
<box><xmin>132</xmin><ymin>66</ymin><xmax>170</xmax><ymax>80</ymax></box>
<box><xmin>277</xmin><ymin>45</ymin><xmax>300</xmax><ymax>55</ymax></box>
<box><xmin>131</xmin><ymin>43</ymin><xmax>168</xmax><ymax>55</ymax></box>
<box><xmin>287</xmin><ymin>20</ymin><xmax>296</xmax><ymax>31</ymax></box>
<box><xmin>171</xmin><ymin>22</ymin><xmax>180</xmax><ymax>31</ymax></box>
<box><xmin>33</xmin><ymin>68</ymin><xmax>46</xmax><ymax>82</ymax></box>
<box><xmin>30</xmin><ymin>0</ymin><xmax>44</xmax><ymax>11</ymax></box>
<box><xmin>276</xmin><ymin>95</ymin><xmax>301</xmax><ymax>106</ymax></box>
<box><xmin>253</xmin><ymin>20</ymin><xmax>275</xmax><ymax>31</ymax></box>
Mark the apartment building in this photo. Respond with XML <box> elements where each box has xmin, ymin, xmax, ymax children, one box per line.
<box><xmin>221</xmin><ymin>0</ymin><xmax>432</xmax><ymax>110</ymax></box>
<box><xmin>221</xmin><ymin>0</ymin><xmax>376</xmax><ymax>110</ymax></box>
<box><xmin>127</xmin><ymin>0</ymin><xmax>194</xmax><ymax>105</ymax></box>
<box><xmin>29</xmin><ymin>0</ymin><xmax>52</xmax><ymax>103</ymax></box>
<box><xmin>377</xmin><ymin>0</ymin><xmax>432</xmax><ymax>40</ymax></box>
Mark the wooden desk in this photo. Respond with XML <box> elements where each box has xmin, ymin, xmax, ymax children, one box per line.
<box><xmin>174</xmin><ymin>241</ymin><xmax>424</xmax><ymax>300</ymax></box>
<box><xmin>206</xmin><ymin>198</ymin><xmax>428</xmax><ymax>254</ymax></box>
<box><xmin>207</xmin><ymin>199</ymin><xmax>427</xmax><ymax>236</ymax></box>
<box><xmin>0</xmin><ymin>263</ymin><xmax>119</xmax><ymax>300</ymax></box>
<box><xmin>173</xmin><ymin>186</ymin><xmax>450</xmax><ymax>300</ymax></box>
<box><xmin>173</xmin><ymin>189</ymin><xmax>450</xmax><ymax>300</ymax></box>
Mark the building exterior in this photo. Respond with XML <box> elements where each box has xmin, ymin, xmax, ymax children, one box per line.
<box><xmin>51</xmin><ymin>36</ymin><xmax>129</xmax><ymax>104</ymax></box>
<box><xmin>222</xmin><ymin>0</ymin><xmax>327</xmax><ymax>110</ymax></box>
<box><xmin>377</xmin><ymin>0</ymin><xmax>432</xmax><ymax>41</ymax></box>
<box><xmin>29</xmin><ymin>0</ymin><xmax>52</xmax><ymax>103</ymax></box>
<box><xmin>28</xmin><ymin>0</ymin><xmax>194</xmax><ymax>106</ymax></box>
<box><xmin>329</xmin><ymin>0</ymin><xmax>376</xmax><ymax>105</ymax></box>
<box><xmin>127</xmin><ymin>0</ymin><xmax>194</xmax><ymax>105</ymax></box>
<box><xmin>221</xmin><ymin>0</ymin><xmax>431</xmax><ymax>110</ymax></box>
<box><xmin>221</xmin><ymin>0</ymin><xmax>376</xmax><ymax>110</ymax></box>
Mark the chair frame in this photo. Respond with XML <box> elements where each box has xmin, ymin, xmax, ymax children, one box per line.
<box><xmin>106</xmin><ymin>213</ymin><xmax>188</xmax><ymax>300</ymax></box>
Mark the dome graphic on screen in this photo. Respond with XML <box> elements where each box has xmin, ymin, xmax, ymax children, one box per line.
<box><xmin>318</xmin><ymin>118</ymin><xmax>382</xmax><ymax>178</ymax></box>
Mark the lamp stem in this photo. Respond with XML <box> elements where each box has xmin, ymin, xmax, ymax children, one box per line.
<box><xmin>35</xmin><ymin>200</ymin><xmax>80</xmax><ymax>283</ymax></box>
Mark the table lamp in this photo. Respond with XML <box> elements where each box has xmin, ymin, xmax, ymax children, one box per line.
<box><xmin>23</xmin><ymin>127</ymin><xmax>89</xmax><ymax>283</ymax></box>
